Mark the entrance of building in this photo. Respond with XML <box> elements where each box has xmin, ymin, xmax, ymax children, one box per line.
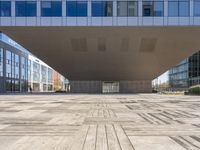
<box><xmin>102</xmin><ymin>81</ymin><xmax>119</xmax><ymax>93</ymax></box>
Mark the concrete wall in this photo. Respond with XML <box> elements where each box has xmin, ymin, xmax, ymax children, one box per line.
<box><xmin>70</xmin><ymin>81</ymin><xmax>102</xmax><ymax>93</ymax></box>
<box><xmin>119</xmin><ymin>80</ymin><xmax>152</xmax><ymax>93</ymax></box>
<box><xmin>70</xmin><ymin>80</ymin><xmax>152</xmax><ymax>93</ymax></box>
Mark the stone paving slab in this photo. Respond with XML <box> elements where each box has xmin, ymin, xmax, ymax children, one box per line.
<box><xmin>0</xmin><ymin>94</ymin><xmax>199</xmax><ymax>149</ymax></box>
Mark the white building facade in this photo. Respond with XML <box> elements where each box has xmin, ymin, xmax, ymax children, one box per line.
<box><xmin>28</xmin><ymin>54</ymin><xmax>54</xmax><ymax>92</ymax></box>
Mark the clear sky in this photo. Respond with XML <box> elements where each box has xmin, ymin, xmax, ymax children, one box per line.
<box><xmin>152</xmin><ymin>71</ymin><xmax>169</xmax><ymax>85</ymax></box>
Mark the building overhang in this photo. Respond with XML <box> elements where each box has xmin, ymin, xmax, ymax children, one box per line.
<box><xmin>0</xmin><ymin>26</ymin><xmax>199</xmax><ymax>81</ymax></box>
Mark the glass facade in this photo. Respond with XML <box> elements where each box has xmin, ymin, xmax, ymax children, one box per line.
<box><xmin>92</xmin><ymin>1</ymin><xmax>113</xmax><ymax>16</ymax></box>
<box><xmin>1</xmin><ymin>1</ymin><xmax>200</xmax><ymax>17</ymax></box>
<box><xmin>41</xmin><ymin>1</ymin><xmax>62</xmax><ymax>17</ymax></box>
<box><xmin>66</xmin><ymin>1</ymin><xmax>87</xmax><ymax>16</ymax></box>
<box><xmin>169</xmin><ymin>51</ymin><xmax>200</xmax><ymax>89</ymax></box>
<box><xmin>169</xmin><ymin>59</ymin><xmax>189</xmax><ymax>89</ymax></box>
<box><xmin>33</xmin><ymin>61</ymin><xmax>40</xmax><ymax>82</ymax></box>
<box><xmin>0</xmin><ymin>1</ymin><xmax>11</xmax><ymax>17</ymax></box>
<box><xmin>194</xmin><ymin>0</ymin><xmax>200</xmax><ymax>16</ymax></box>
<box><xmin>41</xmin><ymin>65</ymin><xmax>47</xmax><ymax>83</ymax></box>
<box><xmin>16</xmin><ymin>1</ymin><xmax>36</xmax><ymax>17</ymax></box>
<box><xmin>143</xmin><ymin>1</ymin><xmax>164</xmax><ymax>16</ymax></box>
<box><xmin>117</xmin><ymin>1</ymin><xmax>138</xmax><ymax>16</ymax></box>
<box><xmin>0</xmin><ymin>48</ymin><xmax>28</xmax><ymax>92</ymax></box>
<box><xmin>0</xmin><ymin>48</ymin><xmax>3</xmax><ymax>77</ymax></box>
<box><xmin>0</xmin><ymin>33</ymin><xmax>67</xmax><ymax>93</ymax></box>
<box><xmin>168</xmin><ymin>0</ymin><xmax>190</xmax><ymax>17</ymax></box>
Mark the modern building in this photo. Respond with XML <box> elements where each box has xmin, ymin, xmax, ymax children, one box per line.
<box><xmin>1</xmin><ymin>1</ymin><xmax>200</xmax><ymax>93</ymax></box>
<box><xmin>0</xmin><ymin>32</ymin><xmax>67</xmax><ymax>93</ymax></box>
<box><xmin>53</xmin><ymin>71</ymin><xmax>69</xmax><ymax>91</ymax></box>
<box><xmin>28</xmin><ymin>54</ymin><xmax>54</xmax><ymax>92</ymax></box>
<box><xmin>0</xmin><ymin>32</ymin><xmax>28</xmax><ymax>93</ymax></box>
<box><xmin>169</xmin><ymin>51</ymin><xmax>200</xmax><ymax>90</ymax></box>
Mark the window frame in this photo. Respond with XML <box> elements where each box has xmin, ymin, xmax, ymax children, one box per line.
<box><xmin>41</xmin><ymin>1</ymin><xmax>62</xmax><ymax>17</ymax></box>
<box><xmin>15</xmin><ymin>1</ymin><xmax>37</xmax><ymax>17</ymax></box>
<box><xmin>168</xmin><ymin>0</ymin><xmax>190</xmax><ymax>17</ymax></box>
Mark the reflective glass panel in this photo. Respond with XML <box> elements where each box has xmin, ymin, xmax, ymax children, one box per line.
<box><xmin>143</xmin><ymin>1</ymin><xmax>154</xmax><ymax>16</ymax></box>
<box><xmin>154</xmin><ymin>1</ymin><xmax>164</xmax><ymax>16</ymax></box>
<box><xmin>77</xmin><ymin>1</ymin><xmax>87</xmax><ymax>16</ymax></box>
<box><xmin>66</xmin><ymin>1</ymin><xmax>87</xmax><ymax>16</ymax></box>
<box><xmin>168</xmin><ymin>1</ymin><xmax>178</xmax><ymax>16</ymax></box>
<box><xmin>117</xmin><ymin>1</ymin><xmax>127</xmax><ymax>16</ymax></box>
<box><xmin>92</xmin><ymin>1</ymin><xmax>113</xmax><ymax>16</ymax></box>
<box><xmin>16</xmin><ymin>1</ymin><xmax>36</xmax><ymax>17</ymax></box>
<box><xmin>194</xmin><ymin>0</ymin><xmax>200</xmax><ymax>16</ymax></box>
<box><xmin>0</xmin><ymin>1</ymin><xmax>11</xmax><ymax>16</ymax></box>
<box><xmin>179</xmin><ymin>1</ymin><xmax>189</xmax><ymax>16</ymax></box>
<box><xmin>41</xmin><ymin>1</ymin><xmax>62</xmax><ymax>16</ymax></box>
<box><xmin>128</xmin><ymin>1</ymin><xmax>138</xmax><ymax>16</ymax></box>
<box><xmin>66</xmin><ymin>1</ymin><xmax>76</xmax><ymax>16</ymax></box>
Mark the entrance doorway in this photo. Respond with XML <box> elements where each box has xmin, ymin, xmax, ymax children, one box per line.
<box><xmin>102</xmin><ymin>81</ymin><xmax>119</xmax><ymax>93</ymax></box>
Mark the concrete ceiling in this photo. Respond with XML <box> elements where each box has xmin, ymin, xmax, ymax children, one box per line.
<box><xmin>0</xmin><ymin>26</ymin><xmax>200</xmax><ymax>81</ymax></box>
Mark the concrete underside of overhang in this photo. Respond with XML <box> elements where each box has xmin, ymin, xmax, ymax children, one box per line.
<box><xmin>0</xmin><ymin>26</ymin><xmax>199</xmax><ymax>81</ymax></box>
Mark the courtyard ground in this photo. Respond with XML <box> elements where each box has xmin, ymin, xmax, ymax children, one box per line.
<box><xmin>0</xmin><ymin>94</ymin><xmax>200</xmax><ymax>150</ymax></box>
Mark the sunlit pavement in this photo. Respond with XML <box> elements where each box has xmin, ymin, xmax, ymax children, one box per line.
<box><xmin>0</xmin><ymin>94</ymin><xmax>200</xmax><ymax>150</ymax></box>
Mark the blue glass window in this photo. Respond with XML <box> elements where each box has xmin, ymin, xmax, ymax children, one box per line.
<box><xmin>66</xmin><ymin>1</ymin><xmax>87</xmax><ymax>16</ymax></box>
<box><xmin>92</xmin><ymin>1</ymin><xmax>113</xmax><ymax>17</ymax></box>
<box><xmin>179</xmin><ymin>1</ymin><xmax>189</xmax><ymax>16</ymax></box>
<box><xmin>168</xmin><ymin>1</ymin><xmax>178</xmax><ymax>16</ymax></box>
<box><xmin>0</xmin><ymin>1</ymin><xmax>11</xmax><ymax>17</ymax></box>
<box><xmin>143</xmin><ymin>1</ymin><xmax>164</xmax><ymax>17</ymax></box>
<box><xmin>168</xmin><ymin>1</ymin><xmax>190</xmax><ymax>17</ymax></box>
<box><xmin>194</xmin><ymin>0</ymin><xmax>200</xmax><ymax>16</ymax></box>
<box><xmin>154</xmin><ymin>1</ymin><xmax>164</xmax><ymax>16</ymax></box>
<box><xmin>77</xmin><ymin>1</ymin><xmax>87</xmax><ymax>16</ymax></box>
<box><xmin>67</xmin><ymin>1</ymin><xmax>76</xmax><ymax>16</ymax></box>
<box><xmin>16</xmin><ymin>1</ymin><xmax>36</xmax><ymax>17</ymax></box>
<box><xmin>41</xmin><ymin>1</ymin><xmax>62</xmax><ymax>17</ymax></box>
<box><xmin>117</xmin><ymin>1</ymin><xmax>138</xmax><ymax>17</ymax></box>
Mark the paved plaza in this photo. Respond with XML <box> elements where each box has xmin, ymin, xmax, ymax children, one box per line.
<box><xmin>0</xmin><ymin>94</ymin><xmax>200</xmax><ymax>150</ymax></box>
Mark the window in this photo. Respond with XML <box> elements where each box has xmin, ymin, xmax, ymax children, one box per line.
<box><xmin>194</xmin><ymin>0</ymin><xmax>200</xmax><ymax>16</ymax></box>
<box><xmin>128</xmin><ymin>1</ymin><xmax>138</xmax><ymax>16</ymax></box>
<box><xmin>16</xmin><ymin>1</ymin><xmax>36</xmax><ymax>17</ymax></box>
<box><xmin>117</xmin><ymin>1</ymin><xmax>138</xmax><ymax>16</ymax></box>
<box><xmin>154</xmin><ymin>1</ymin><xmax>164</xmax><ymax>16</ymax></box>
<box><xmin>48</xmin><ymin>68</ymin><xmax>53</xmax><ymax>83</ymax></box>
<box><xmin>0</xmin><ymin>48</ymin><xmax>3</xmax><ymax>77</ymax></box>
<box><xmin>92</xmin><ymin>1</ymin><xmax>113</xmax><ymax>17</ymax></box>
<box><xmin>41</xmin><ymin>1</ymin><xmax>62</xmax><ymax>17</ymax></box>
<box><xmin>143</xmin><ymin>1</ymin><xmax>164</xmax><ymax>16</ymax></box>
<box><xmin>41</xmin><ymin>65</ymin><xmax>47</xmax><ymax>83</ymax></box>
<box><xmin>168</xmin><ymin>0</ymin><xmax>190</xmax><ymax>17</ymax></box>
<box><xmin>15</xmin><ymin>54</ymin><xmax>19</xmax><ymax>79</ymax></box>
<box><xmin>6</xmin><ymin>50</ymin><xmax>11</xmax><ymax>78</ymax></box>
<box><xmin>33</xmin><ymin>62</ymin><xmax>40</xmax><ymax>82</ymax></box>
<box><xmin>66</xmin><ymin>1</ymin><xmax>87</xmax><ymax>16</ymax></box>
<box><xmin>0</xmin><ymin>1</ymin><xmax>11</xmax><ymax>16</ymax></box>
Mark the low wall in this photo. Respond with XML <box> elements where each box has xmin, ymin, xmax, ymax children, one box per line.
<box><xmin>120</xmin><ymin>80</ymin><xmax>152</xmax><ymax>93</ymax></box>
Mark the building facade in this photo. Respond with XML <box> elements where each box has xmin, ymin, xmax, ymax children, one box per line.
<box><xmin>0</xmin><ymin>32</ymin><xmax>28</xmax><ymax>93</ymax></box>
<box><xmin>28</xmin><ymin>54</ymin><xmax>54</xmax><ymax>92</ymax></box>
<box><xmin>169</xmin><ymin>51</ymin><xmax>200</xmax><ymax>90</ymax></box>
<box><xmin>53</xmin><ymin>71</ymin><xmax>69</xmax><ymax>91</ymax></box>
<box><xmin>0</xmin><ymin>0</ymin><xmax>200</xmax><ymax>26</ymax></box>
<box><xmin>0</xmin><ymin>32</ymin><xmax>67</xmax><ymax>93</ymax></box>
